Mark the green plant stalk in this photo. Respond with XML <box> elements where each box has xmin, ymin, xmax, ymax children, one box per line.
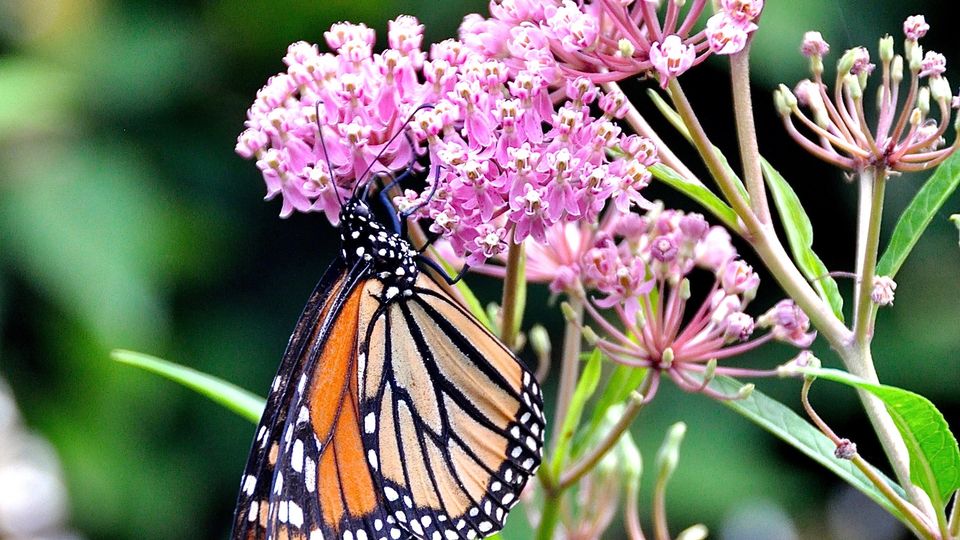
<box><xmin>604</xmin><ymin>81</ymin><xmax>699</xmax><ymax>184</ymax></box>
<box><xmin>663</xmin><ymin>80</ymin><xmax>927</xmax><ymax>519</ymax></box>
<box><xmin>729</xmin><ymin>43</ymin><xmax>772</xmax><ymax>224</ymax></box>
<box><xmin>848</xmin><ymin>168</ymin><xmax>932</xmax><ymax>513</ymax></box>
<box><xmin>853</xmin><ymin>168</ymin><xmax>885</xmax><ymax>342</ymax></box>
<box><xmin>625</xmin><ymin>479</ymin><xmax>647</xmax><ymax>540</ymax></box>
<box><xmin>500</xmin><ymin>233</ymin><xmax>525</xmax><ymax>349</ymax></box>
<box><xmin>667</xmin><ymin>79</ymin><xmax>757</xmax><ymax>232</ymax></box>
<box><xmin>537</xmin><ymin>297</ymin><xmax>585</xmax><ymax>540</ymax></box>
<box><xmin>652</xmin><ymin>471</ymin><xmax>670</xmax><ymax>540</ymax></box>
<box><xmin>536</xmin><ymin>491</ymin><xmax>562</xmax><ymax>540</ymax></box>
<box><xmin>667</xmin><ymin>80</ymin><xmax>851</xmax><ymax>346</ymax></box>
<box><xmin>557</xmin><ymin>391</ymin><xmax>646</xmax><ymax>490</ymax></box>
<box><xmin>549</xmin><ymin>297</ymin><xmax>584</xmax><ymax>455</ymax></box>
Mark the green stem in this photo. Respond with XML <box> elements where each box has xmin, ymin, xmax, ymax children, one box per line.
<box><xmin>652</xmin><ymin>473</ymin><xmax>670</xmax><ymax>540</ymax></box>
<box><xmin>557</xmin><ymin>391</ymin><xmax>645</xmax><ymax>490</ymax></box>
<box><xmin>667</xmin><ymin>79</ymin><xmax>757</xmax><ymax>233</ymax></box>
<box><xmin>500</xmin><ymin>233</ymin><xmax>524</xmax><ymax>349</ymax></box>
<box><xmin>802</xmin><ymin>377</ymin><xmax>936</xmax><ymax>539</ymax></box>
<box><xmin>549</xmin><ymin>297</ymin><xmax>584</xmax><ymax>455</ymax></box>
<box><xmin>853</xmin><ymin>168</ymin><xmax>885</xmax><ymax>342</ymax></box>
<box><xmin>536</xmin><ymin>488</ymin><xmax>563</xmax><ymax>540</ymax></box>
<box><xmin>729</xmin><ymin>44</ymin><xmax>772</xmax><ymax>224</ymax></box>
<box><xmin>603</xmin><ymin>81</ymin><xmax>699</xmax><ymax>183</ymax></box>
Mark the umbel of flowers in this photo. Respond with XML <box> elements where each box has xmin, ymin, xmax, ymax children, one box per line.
<box><xmin>775</xmin><ymin>15</ymin><xmax>959</xmax><ymax>173</ymax></box>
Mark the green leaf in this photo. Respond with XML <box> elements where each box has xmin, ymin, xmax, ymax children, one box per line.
<box><xmin>550</xmin><ymin>348</ymin><xmax>603</xmax><ymax>476</ymax></box>
<box><xmin>707</xmin><ymin>376</ymin><xmax>908</xmax><ymax>525</ymax></box>
<box><xmin>793</xmin><ymin>367</ymin><xmax>960</xmax><ymax>508</ymax></box>
<box><xmin>877</xmin><ymin>152</ymin><xmax>960</xmax><ymax>278</ymax></box>
<box><xmin>651</xmin><ymin>163</ymin><xmax>740</xmax><ymax>231</ymax></box>
<box><xmin>111</xmin><ymin>349</ymin><xmax>265</xmax><ymax>424</ymax></box>
<box><xmin>761</xmin><ymin>159</ymin><xmax>845</xmax><ymax>321</ymax></box>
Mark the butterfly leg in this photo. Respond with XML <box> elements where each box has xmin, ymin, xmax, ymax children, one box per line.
<box><xmin>415</xmin><ymin>254</ymin><xmax>469</xmax><ymax>285</ymax></box>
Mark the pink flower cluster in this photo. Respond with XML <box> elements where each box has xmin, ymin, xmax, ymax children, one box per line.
<box><xmin>459</xmin><ymin>0</ymin><xmax>763</xmax><ymax>86</ymax></box>
<box><xmin>236</xmin><ymin>18</ymin><xmax>659</xmax><ymax>270</ymax></box>
<box><xmin>236</xmin><ymin>17</ymin><xmax>431</xmax><ymax>219</ymax></box>
<box><xmin>778</xmin><ymin>15</ymin><xmax>959</xmax><ymax>173</ymax></box>
<box><xmin>472</xmin><ymin>206</ymin><xmax>815</xmax><ymax>399</ymax></box>
<box><xmin>400</xmin><ymin>72</ymin><xmax>658</xmax><ymax>266</ymax></box>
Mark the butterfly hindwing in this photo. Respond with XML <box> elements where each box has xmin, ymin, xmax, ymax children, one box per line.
<box><xmin>358</xmin><ymin>272</ymin><xmax>545</xmax><ymax>540</ymax></box>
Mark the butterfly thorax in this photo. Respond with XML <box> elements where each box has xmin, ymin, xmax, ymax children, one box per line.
<box><xmin>339</xmin><ymin>198</ymin><xmax>419</xmax><ymax>300</ymax></box>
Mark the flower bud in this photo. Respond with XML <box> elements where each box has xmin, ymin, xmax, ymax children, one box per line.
<box><xmin>892</xmin><ymin>55</ymin><xmax>904</xmax><ymax>84</ymax></box>
<box><xmin>903</xmin><ymin>15</ymin><xmax>929</xmax><ymax>41</ymax></box>
<box><xmin>909</xmin><ymin>44</ymin><xmax>923</xmax><ymax>73</ymax></box>
<box><xmin>801</xmin><ymin>31</ymin><xmax>830</xmax><ymax>58</ymax></box>
<box><xmin>737</xmin><ymin>383</ymin><xmax>755</xmax><ymax>399</ymax></box>
<box><xmin>879</xmin><ymin>35</ymin><xmax>894</xmax><ymax>63</ymax></box>
<box><xmin>529</xmin><ymin>324</ymin><xmax>552</xmax><ymax>363</ymax></box>
<box><xmin>918</xmin><ymin>86</ymin><xmax>931</xmax><ymax>115</ymax></box>
<box><xmin>777</xmin><ymin>350</ymin><xmax>821</xmax><ymax>377</ymax></box>
<box><xmin>677</xmin><ymin>525</ymin><xmax>710</xmax><ymax>540</ymax></box>
<box><xmin>871</xmin><ymin>276</ymin><xmax>897</xmax><ymax>306</ymax></box>
<box><xmin>655</xmin><ymin>422</ymin><xmax>687</xmax><ymax>482</ymax></box>
<box><xmin>774</xmin><ymin>85</ymin><xmax>797</xmax><ymax>116</ymax></box>
<box><xmin>834</xmin><ymin>438</ymin><xmax>858</xmax><ymax>460</ymax></box>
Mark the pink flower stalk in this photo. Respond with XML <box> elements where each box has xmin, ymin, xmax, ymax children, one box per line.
<box><xmin>459</xmin><ymin>0</ymin><xmax>763</xmax><ymax>86</ymax></box>
<box><xmin>775</xmin><ymin>16</ymin><xmax>960</xmax><ymax>173</ymax></box>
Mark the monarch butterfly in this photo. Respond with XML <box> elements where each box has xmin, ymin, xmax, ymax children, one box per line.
<box><xmin>231</xmin><ymin>128</ymin><xmax>545</xmax><ymax>540</ymax></box>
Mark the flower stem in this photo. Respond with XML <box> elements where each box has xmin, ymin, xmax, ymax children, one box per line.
<box><xmin>549</xmin><ymin>297</ymin><xmax>585</xmax><ymax>455</ymax></box>
<box><xmin>853</xmin><ymin>167</ymin><xmax>885</xmax><ymax>342</ymax></box>
<box><xmin>604</xmin><ymin>81</ymin><xmax>699</xmax><ymax>183</ymax></box>
<box><xmin>730</xmin><ymin>43</ymin><xmax>772</xmax><ymax>224</ymax></box>
<box><xmin>652</xmin><ymin>472</ymin><xmax>670</xmax><ymax>540</ymax></box>
<box><xmin>535</xmin><ymin>490</ymin><xmax>562</xmax><ymax>540</ymax></box>
<box><xmin>557</xmin><ymin>390</ymin><xmax>646</xmax><ymax>490</ymax></box>
<box><xmin>500</xmin><ymin>232</ymin><xmax>525</xmax><ymax>349</ymax></box>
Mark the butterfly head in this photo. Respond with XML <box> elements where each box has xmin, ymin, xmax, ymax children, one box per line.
<box><xmin>339</xmin><ymin>197</ymin><xmax>419</xmax><ymax>298</ymax></box>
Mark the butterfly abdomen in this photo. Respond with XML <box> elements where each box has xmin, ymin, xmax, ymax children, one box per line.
<box><xmin>339</xmin><ymin>199</ymin><xmax>419</xmax><ymax>300</ymax></box>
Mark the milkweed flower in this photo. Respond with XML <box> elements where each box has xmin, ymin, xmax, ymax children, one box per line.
<box><xmin>775</xmin><ymin>15</ymin><xmax>960</xmax><ymax>173</ymax></box>
<box><xmin>237</xmin><ymin>18</ymin><xmax>658</xmax><ymax>269</ymax></box>
<box><xmin>472</xmin><ymin>206</ymin><xmax>813</xmax><ymax>401</ymax></box>
<box><xmin>459</xmin><ymin>0</ymin><xmax>763</xmax><ymax>87</ymax></box>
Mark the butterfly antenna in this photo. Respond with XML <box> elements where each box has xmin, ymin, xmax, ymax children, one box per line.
<box><xmin>314</xmin><ymin>102</ymin><xmax>344</xmax><ymax>208</ymax></box>
<box><xmin>353</xmin><ymin>103</ymin><xmax>435</xmax><ymax>199</ymax></box>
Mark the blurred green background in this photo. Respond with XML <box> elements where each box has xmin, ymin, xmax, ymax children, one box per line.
<box><xmin>0</xmin><ymin>1</ymin><xmax>956</xmax><ymax>539</ymax></box>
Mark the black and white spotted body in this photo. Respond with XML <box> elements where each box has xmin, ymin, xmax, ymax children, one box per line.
<box><xmin>339</xmin><ymin>198</ymin><xmax>419</xmax><ymax>301</ymax></box>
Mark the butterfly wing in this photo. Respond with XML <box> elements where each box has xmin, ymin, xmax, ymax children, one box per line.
<box><xmin>358</xmin><ymin>272</ymin><xmax>545</xmax><ymax>540</ymax></box>
<box><xmin>232</xmin><ymin>259</ymin><xmax>401</xmax><ymax>540</ymax></box>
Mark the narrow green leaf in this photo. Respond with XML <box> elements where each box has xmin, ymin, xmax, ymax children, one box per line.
<box><xmin>794</xmin><ymin>367</ymin><xmax>960</xmax><ymax>508</ymax></box>
<box><xmin>551</xmin><ymin>348</ymin><xmax>603</xmax><ymax>476</ymax></box>
<box><xmin>651</xmin><ymin>163</ymin><xmax>740</xmax><ymax>231</ymax></box>
<box><xmin>877</xmin><ymin>152</ymin><xmax>960</xmax><ymax>278</ymax></box>
<box><xmin>111</xmin><ymin>349</ymin><xmax>265</xmax><ymax>424</ymax></box>
<box><xmin>761</xmin><ymin>159</ymin><xmax>845</xmax><ymax>321</ymax></box>
<box><xmin>707</xmin><ymin>376</ymin><xmax>908</xmax><ymax>524</ymax></box>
